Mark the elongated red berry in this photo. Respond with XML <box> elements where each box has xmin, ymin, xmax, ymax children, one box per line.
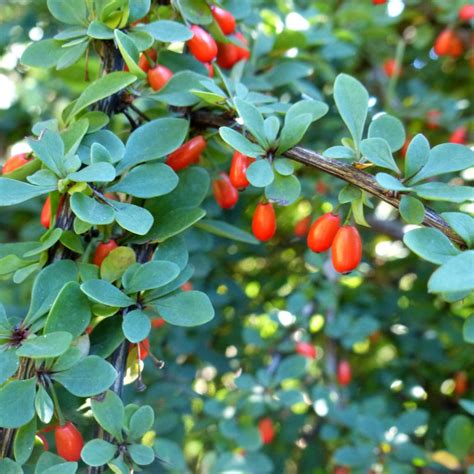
<box><xmin>337</xmin><ymin>360</ymin><xmax>352</xmax><ymax>386</ymax></box>
<box><xmin>434</xmin><ymin>29</ymin><xmax>463</xmax><ymax>57</ymax></box>
<box><xmin>166</xmin><ymin>136</ymin><xmax>207</xmax><ymax>171</ymax></box>
<box><xmin>211</xmin><ymin>5</ymin><xmax>236</xmax><ymax>35</ymax></box>
<box><xmin>93</xmin><ymin>240</ymin><xmax>118</xmax><ymax>267</ymax></box>
<box><xmin>307</xmin><ymin>213</ymin><xmax>340</xmax><ymax>253</ymax></box>
<box><xmin>181</xmin><ymin>281</ymin><xmax>193</xmax><ymax>291</ymax></box>
<box><xmin>294</xmin><ymin>216</ymin><xmax>311</xmax><ymax>238</ymax></box>
<box><xmin>295</xmin><ymin>342</ymin><xmax>317</xmax><ymax>359</ymax></box>
<box><xmin>235</xmin><ymin>32</ymin><xmax>250</xmax><ymax>60</ymax></box>
<box><xmin>372</xmin><ymin>0</ymin><xmax>386</xmax><ymax>4</ymax></box>
<box><xmin>449</xmin><ymin>126</ymin><xmax>467</xmax><ymax>144</ymax></box>
<box><xmin>187</xmin><ymin>25</ymin><xmax>218</xmax><ymax>62</ymax></box>
<box><xmin>383</xmin><ymin>58</ymin><xmax>402</xmax><ymax>77</ymax></box>
<box><xmin>229</xmin><ymin>151</ymin><xmax>255</xmax><ymax>189</ymax></box>
<box><xmin>151</xmin><ymin>317</ymin><xmax>165</xmax><ymax>329</ymax></box>
<box><xmin>258</xmin><ymin>418</ymin><xmax>275</xmax><ymax>444</ymax></box>
<box><xmin>213</xmin><ymin>172</ymin><xmax>239</xmax><ymax>209</ymax></box>
<box><xmin>216</xmin><ymin>41</ymin><xmax>241</xmax><ymax>69</ymax></box>
<box><xmin>40</xmin><ymin>196</ymin><xmax>64</xmax><ymax>229</ymax></box>
<box><xmin>55</xmin><ymin>422</ymin><xmax>84</xmax><ymax>462</ymax></box>
<box><xmin>2</xmin><ymin>153</ymin><xmax>30</xmax><ymax>174</ymax></box>
<box><xmin>454</xmin><ymin>371</ymin><xmax>468</xmax><ymax>396</ymax></box>
<box><xmin>334</xmin><ymin>467</ymin><xmax>350</xmax><ymax>474</ymax></box>
<box><xmin>459</xmin><ymin>5</ymin><xmax>474</xmax><ymax>21</ymax></box>
<box><xmin>148</xmin><ymin>65</ymin><xmax>173</xmax><ymax>91</ymax></box>
<box><xmin>331</xmin><ymin>226</ymin><xmax>362</xmax><ymax>273</ymax></box>
<box><xmin>252</xmin><ymin>202</ymin><xmax>276</xmax><ymax>242</ymax></box>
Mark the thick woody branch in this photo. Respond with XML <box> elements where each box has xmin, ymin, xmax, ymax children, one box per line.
<box><xmin>191</xmin><ymin>111</ymin><xmax>465</xmax><ymax>247</ymax></box>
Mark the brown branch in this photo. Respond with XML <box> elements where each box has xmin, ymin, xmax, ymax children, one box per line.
<box><xmin>191</xmin><ymin>111</ymin><xmax>465</xmax><ymax>247</ymax></box>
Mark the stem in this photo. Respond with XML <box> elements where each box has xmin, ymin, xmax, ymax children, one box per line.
<box><xmin>190</xmin><ymin>110</ymin><xmax>466</xmax><ymax>247</ymax></box>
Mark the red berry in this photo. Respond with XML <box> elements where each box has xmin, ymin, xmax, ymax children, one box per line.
<box><xmin>138</xmin><ymin>338</ymin><xmax>150</xmax><ymax>360</ymax></box>
<box><xmin>229</xmin><ymin>151</ymin><xmax>255</xmax><ymax>189</ymax></box>
<box><xmin>307</xmin><ymin>213</ymin><xmax>341</xmax><ymax>253</ymax></box>
<box><xmin>2</xmin><ymin>153</ymin><xmax>30</xmax><ymax>174</ymax></box>
<box><xmin>383</xmin><ymin>58</ymin><xmax>402</xmax><ymax>77</ymax></box>
<box><xmin>454</xmin><ymin>371</ymin><xmax>468</xmax><ymax>396</ymax></box>
<box><xmin>213</xmin><ymin>172</ymin><xmax>239</xmax><ymax>209</ymax></box>
<box><xmin>151</xmin><ymin>317</ymin><xmax>166</xmax><ymax>329</ymax></box>
<box><xmin>315</xmin><ymin>181</ymin><xmax>328</xmax><ymax>195</ymax></box>
<box><xmin>400</xmin><ymin>136</ymin><xmax>411</xmax><ymax>158</ymax></box>
<box><xmin>204</xmin><ymin>62</ymin><xmax>214</xmax><ymax>77</ymax></box>
<box><xmin>181</xmin><ymin>281</ymin><xmax>193</xmax><ymax>292</ymax></box>
<box><xmin>372</xmin><ymin>0</ymin><xmax>386</xmax><ymax>4</ymax></box>
<box><xmin>166</xmin><ymin>136</ymin><xmax>207</xmax><ymax>171</ymax></box>
<box><xmin>295</xmin><ymin>342</ymin><xmax>317</xmax><ymax>359</ymax></box>
<box><xmin>334</xmin><ymin>467</ymin><xmax>351</xmax><ymax>474</ymax></box>
<box><xmin>216</xmin><ymin>41</ymin><xmax>241</xmax><ymax>69</ymax></box>
<box><xmin>93</xmin><ymin>240</ymin><xmax>118</xmax><ymax>267</ymax></box>
<box><xmin>459</xmin><ymin>5</ymin><xmax>474</xmax><ymax>21</ymax></box>
<box><xmin>258</xmin><ymin>418</ymin><xmax>275</xmax><ymax>444</ymax></box>
<box><xmin>434</xmin><ymin>29</ymin><xmax>464</xmax><ymax>57</ymax></box>
<box><xmin>147</xmin><ymin>65</ymin><xmax>173</xmax><ymax>91</ymax></box>
<box><xmin>187</xmin><ymin>25</ymin><xmax>218</xmax><ymax>62</ymax></box>
<box><xmin>54</xmin><ymin>422</ymin><xmax>84</xmax><ymax>462</ymax></box>
<box><xmin>235</xmin><ymin>32</ymin><xmax>250</xmax><ymax>60</ymax></box>
<box><xmin>252</xmin><ymin>202</ymin><xmax>276</xmax><ymax>242</ymax></box>
<box><xmin>426</xmin><ymin>109</ymin><xmax>441</xmax><ymax>130</ymax></box>
<box><xmin>294</xmin><ymin>216</ymin><xmax>311</xmax><ymax>238</ymax></box>
<box><xmin>337</xmin><ymin>360</ymin><xmax>352</xmax><ymax>386</ymax></box>
<box><xmin>331</xmin><ymin>226</ymin><xmax>362</xmax><ymax>273</ymax></box>
<box><xmin>211</xmin><ymin>5</ymin><xmax>236</xmax><ymax>35</ymax></box>
<box><xmin>449</xmin><ymin>126</ymin><xmax>467</xmax><ymax>144</ymax></box>
<box><xmin>40</xmin><ymin>196</ymin><xmax>64</xmax><ymax>229</ymax></box>
<box><xmin>138</xmin><ymin>48</ymin><xmax>157</xmax><ymax>72</ymax></box>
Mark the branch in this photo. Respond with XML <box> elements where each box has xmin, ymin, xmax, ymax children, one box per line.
<box><xmin>191</xmin><ymin>111</ymin><xmax>465</xmax><ymax>247</ymax></box>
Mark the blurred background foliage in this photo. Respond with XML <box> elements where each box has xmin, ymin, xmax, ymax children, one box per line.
<box><xmin>0</xmin><ymin>0</ymin><xmax>473</xmax><ymax>472</ymax></box>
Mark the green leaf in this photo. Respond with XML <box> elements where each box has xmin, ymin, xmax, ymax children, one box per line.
<box><xmin>81</xmin><ymin>439</ymin><xmax>116</xmax><ymax>467</ymax></box>
<box><xmin>26</xmin><ymin>260</ymin><xmax>78</xmax><ymax>323</ymax></box>
<box><xmin>60</xmin><ymin>230</ymin><xmax>84</xmax><ymax>254</ymax></box>
<box><xmin>219</xmin><ymin>127</ymin><xmax>265</xmax><ymax>158</ymax></box>
<box><xmin>264</xmin><ymin>116</ymin><xmax>280</xmax><ymax>144</ymax></box>
<box><xmin>152</xmin><ymin>235</ymin><xmax>188</xmax><ymax>271</ymax></box>
<box><xmin>125</xmin><ymin>261</ymin><xmax>180</xmax><ymax>293</ymax></box>
<box><xmin>285</xmin><ymin>100</ymin><xmax>329</xmax><ymax>125</ymax></box>
<box><xmin>399</xmin><ymin>195</ymin><xmax>425</xmax><ymax>225</ymax></box>
<box><xmin>234</xmin><ymin>98</ymin><xmax>267</xmax><ymax>147</ymax></box>
<box><xmin>129</xmin><ymin>0</ymin><xmax>151</xmax><ymax>22</ymax></box>
<box><xmin>396</xmin><ymin>409</ymin><xmax>428</xmax><ymax>434</ymax></box>
<box><xmin>0</xmin><ymin>351</ymin><xmax>20</xmax><ymax>385</ymax></box>
<box><xmin>196</xmin><ymin>219</ymin><xmax>259</xmax><ymax>244</ymax></box>
<box><xmin>0</xmin><ymin>378</ymin><xmax>36</xmax><ymax>428</ymax></box>
<box><xmin>0</xmin><ymin>179</ymin><xmax>54</xmax><ymax>207</ymax></box>
<box><xmin>404</xmin><ymin>134</ymin><xmax>430</xmax><ymax>179</ymax></box>
<box><xmin>23</xmin><ymin>228</ymin><xmax>63</xmax><ymax>258</ymax></box>
<box><xmin>277</xmin><ymin>113</ymin><xmax>312</xmax><ymax>154</ymax></box>
<box><xmin>413</xmin><ymin>182</ymin><xmax>474</xmax><ymax>203</ymax></box>
<box><xmin>81</xmin><ymin>280</ymin><xmax>135</xmax><ymax>307</ymax></box>
<box><xmin>403</xmin><ymin>228</ymin><xmax>460</xmax><ymax>265</ymax></box>
<box><xmin>441</xmin><ymin>212</ymin><xmax>474</xmax><ymax>248</ymax></box>
<box><xmin>463</xmin><ymin>316</ymin><xmax>474</xmax><ymax>344</ymax></box>
<box><xmin>128</xmin><ymin>444</ymin><xmax>155</xmax><ymax>466</ymax></box>
<box><xmin>375</xmin><ymin>173</ymin><xmax>411</xmax><ymax>191</ymax></box>
<box><xmin>324</xmin><ymin>146</ymin><xmax>356</xmax><ymax>160</ymax></box>
<box><xmin>368</xmin><ymin>114</ymin><xmax>405</xmax><ymax>152</ymax></box>
<box><xmin>70</xmin><ymin>193</ymin><xmax>115</xmax><ymax>225</ymax></box>
<box><xmin>21</xmin><ymin>39</ymin><xmax>64</xmax><ymax>68</ymax></box>
<box><xmin>142</xmin><ymin>20</ymin><xmax>193</xmax><ymax>42</ymax></box>
<box><xmin>428</xmin><ymin>251</ymin><xmax>474</xmax><ymax>294</ymax></box>
<box><xmin>35</xmin><ymin>385</ymin><xmax>54</xmax><ymax>424</ymax></box>
<box><xmin>153</xmin><ymin>71</ymin><xmax>206</xmax><ymax>106</ymax></box>
<box><xmin>91</xmin><ymin>390</ymin><xmax>124</xmax><ymax>441</ymax></box>
<box><xmin>153</xmin><ymin>439</ymin><xmax>186</xmax><ymax>471</ymax></box>
<box><xmin>14</xmin><ymin>416</ymin><xmax>36</xmax><ymax>465</ymax></box>
<box><xmin>273</xmin><ymin>158</ymin><xmax>294</xmax><ymax>176</ymax></box>
<box><xmin>54</xmin><ymin>356</ymin><xmax>117</xmax><ymax>397</ymax></box>
<box><xmin>16</xmin><ymin>332</ymin><xmax>72</xmax><ymax>359</ymax></box>
<box><xmin>113</xmin><ymin>201</ymin><xmax>154</xmax><ymax>235</ymax></box>
<box><xmin>57</xmin><ymin>41</ymin><xmax>88</xmax><ymax>70</ymax></box>
<box><xmin>151</xmin><ymin>207</ymin><xmax>206</xmax><ymax>242</ymax></box>
<box><xmin>45</xmin><ymin>282</ymin><xmax>91</xmax><ymax>338</ymax></box>
<box><xmin>68</xmin><ymin>72</ymin><xmax>137</xmax><ymax>122</ymax></box>
<box><xmin>101</xmin><ymin>247</ymin><xmax>137</xmax><ymax>282</ymax></box>
<box><xmin>114</xmin><ymin>30</ymin><xmax>145</xmax><ymax>79</ymax></box>
<box><xmin>151</xmin><ymin>291</ymin><xmax>214</xmax><ymax>327</ymax></box>
<box><xmin>333</xmin><ymin>74</ymin><xmax>368</xmax><ymax>151</ymax></box>
<box><xmin>35</xmin><ymin>452</ymin><xmax>77</xmax><ymax>473</ymax></box>
<box><xmin>265</xmin><ymin>173</ymin><xmax>301</xmax><ymax>206</ymax></box>
<box><xmin>87</xmin><ymin>21</ymin><xmax>115</xmax><ymax>39</ymax></box>
<box><xmin>129</xmin><ymin>405</ymin><xmax>154</xmax><ymax>439</ymax></box>
<box><xmin>119</xmin><ymin>118</ymin><xmax>189</xmax><ymax>170</ymax></box>
<box><xmin>179</xmin><ymin>0</ymin><xmax>212</xmax><ymax>24</ymax></box>
<box><xmin>47</xmin><ymin>0</ymin><xmax>87</xmax><ymax>25</ymax></box>
<box><xmin>68</xmin><ymin>162</ymin><xmax>116</xmax><ymax>183</ymax></box>
<box><xmin>411</xmin><ymin>143</ymin><xmax>474</xmax><ymax>183</ymax></box>
<box><xmin>360</xmin><ymin>138</ymin><xmax>399</xmax><ymax>173</ymax></box>
<box><xmin>122</xmin><ymin>309</ymin><xmax>151</xmax><ymax>343</ymax></box>
<box><xmin>460</xmin><ymin>399</ymin><xmax>474</xmax><ymax>416</ymax></box>
<box><xmin>246</xmin><ymin>159</ymin><xmax>274</xmax><ymax>187</ymax></box>
<box><xmin>0</xmin><ymin>459</ymin><xmax>23</xmax><ymax>474</ymax></box>
<box><xmin>109</xmin><ymin>163</ymin><xmax>178</xmax><ymax>198</ymax></box>
<box><xmin>275</xmin><ymin>355</ymin><xmax>307</xmax><ymax>384</ymax></box>
<box><xmin>263</xmin><ymin>62</ymin><xmax>312</xmax><ymax>87</ymax></box>
<box><xmin>443</xmin><ymin>415</ymin><xmax>473</xmax><ymax>459</ymax></box>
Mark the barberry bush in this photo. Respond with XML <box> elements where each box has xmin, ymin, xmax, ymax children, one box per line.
<box><xmin>0</xmin><ymin>0</ymin><xmax>473</xmax><ymax>473</ymax></box>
